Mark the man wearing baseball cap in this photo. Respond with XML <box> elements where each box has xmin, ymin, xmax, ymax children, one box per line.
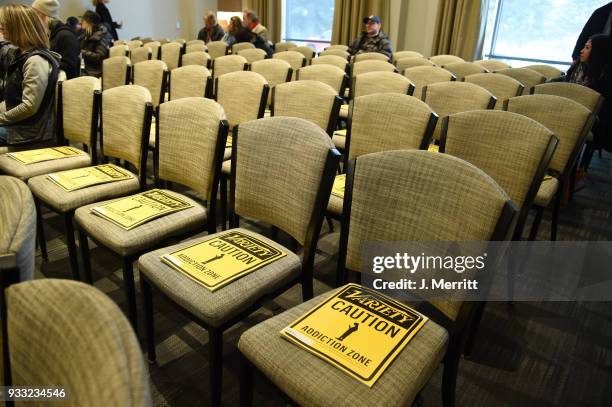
<box><xmin>348</xmin><ymin>15</ymin><xmax>393</xmax><ymax>60</ymax></box>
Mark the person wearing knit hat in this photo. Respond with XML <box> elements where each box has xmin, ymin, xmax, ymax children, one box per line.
<box><xmin>32</xmin><ymin>0</ymin><xmax>60</xmax><ymax>19</ymax></box>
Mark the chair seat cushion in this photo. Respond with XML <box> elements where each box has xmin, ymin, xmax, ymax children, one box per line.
<box><xmin>28</xmin><ymin>169</ymin><xmax>140</xmax><ymax>213</ymax></box>
<box><xmin>0</xmin><ymin>152</ymin><xmax>91</xmax><ymax>182</ymax></box>
<box><xmin>533</xmin><ymin>177</ymin><xmax>559</xmax><ymax>207</ymax></box>
<box><xmin>221</xmin><ymin>159</ymin><xmax>231</xmax><ymax>175</ymax></box>
<box><xmin>138</xmin><ymin>227</ymin><xmax>301</xmax><ymax>328</ymax></box>
<box><xmin>74</xmin><ymin>191</ymin><xmax>207</xmax><ymax>257</ymax></box>
<box><xmin>327</xmin><ymin>193</ymin><xmax>343</xmax><ymax>216</ymax></box>
<box><xmin>224</xmin><ymin>148</ymin><xmax>232</xmax><ymax>161</ymax></box>
<box><xmin>339</xmin><ymin>104</ymin><xmax>348</xmax><ymax>119</ymax></box>
<box><xmin>149</xmin><ymin>123</ymin><xmax>156</xmax><ymax>148</ymax></box>
<box><xmin>332</xmin><ymin>129</ymin><xmax>346</xmax><ymax>150</ymax></box>
<box><xmin>238</xmin><ymin>287</ymin><xmax>449</xmax><ymax>407</ymax></box>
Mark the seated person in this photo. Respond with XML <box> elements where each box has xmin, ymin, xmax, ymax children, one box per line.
<box><xmin>198</xmin><ymin>12</ymin><xmax>225</xmax><ymax>43</ymax></box>
<box><xmin>243</xmin><ymin>9</ymin><xmax>268</xmax><ymax>42</ymax></box>
<box><xmin>348</xmin><ymin>15</ymin><xmax>393</xmax><ymax>60</ymax></box>
<box><xmin>224</xmin><ymin>16</ymin><xmax>272</xmax><ymax>56</ymax></box>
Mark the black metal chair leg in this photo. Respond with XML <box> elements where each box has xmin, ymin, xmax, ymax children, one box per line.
<box><xmin>302</xmin><ymin>271</ymin><xmax>314</xmax><ymax>301</ymax></box>
<box><xmin>77</xmin><ymin>229</ymin><xmax>93</xmax><ymax>284</ymax></box>
<box><xmin>34</xmin><ymin>198</ymin><xmax>48</xmax><ymax>261</ymax></box>
<box><xmin>220</xmin><ymin>176</ymin><xmax>228</xmax><ymax>231</ymax></box>
<box><xmin>122</xmin><ymin>257</ymin><xmax>138</xmax><ymax>333</ymax></box>
<box><xmin>63</xmin><ymin>213</ymin><xmax>80</xmax><ymax>280</ymax></box>
<box><xmin>141</xmin><ymin>277</ymin><xmax>156</xmax><ymax>363</ymax></box>
<box><xmin>209</xmin><ymin>328</ymin><xmax>223</xmax><ymax>407</ymax></box>
<box><xmin>528</xmin><ymin>207</ymin><xmax>544</xmax><ymax>241</ymax></box>
<box><xmin>239</xmin><ymin>354</ymin><xmax>254</xmax><ymax>407</ymax></box>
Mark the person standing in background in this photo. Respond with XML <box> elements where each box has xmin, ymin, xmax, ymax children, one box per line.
<box><xmin>242</xmin><ymin>9</ymin><xmax>268</xmax><ymax>42</ymax></box>
<box><xmin>197</xmin><ymin>13</ymin><xmax>225</xmax><ymax>43</ymax></box>
<box><xmin>572</xmin><ymin>2</ymin><xmax>612</xmax><ymax>62</ymax></box>
<box><xmin>66</xmin><ymin>16</ymin><xmax>84</xmax><ymax>37</ymax></box>
<box><xmin>92</xmin><ymin>0</ymin><xmax>121</xmax><ymax>41</ymax></box>
<box><xmin>79</xmin><ymin>10</ymin><xmax>112</xmax><ymax>77</ymax></box>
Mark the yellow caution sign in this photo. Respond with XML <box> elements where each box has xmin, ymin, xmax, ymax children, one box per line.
<box><xmin>331</xmin><ymin>174</ymin><xmax>346</xmax><ymax>198</ymax></box>
<box><xmin>47</xmin><ymin>164</ymin><xmax>134</xmax><ymax>191</ymax></box>
<box><xmin>7</xmin><ymin>146</ymin><xmax>85</xmax><ymax>165</ymax></box>
<box><xmin>428</xmin><ymin>144</ymin><xmax>439</xmax><ymax>153</ymax></box>
<box><xmin>91</xmin><ymin>189</ymin><xmax>194</xmax><ymax>230</ymax></box>
<box><xmin>280</xmin><ymin>284</ymin><xmax>428</xmax><ymax>387</ymax></box>
<box><xmin>161</xmin><ymin>230</ymin><xmax>286</xmax><ymax>291</ymax></box>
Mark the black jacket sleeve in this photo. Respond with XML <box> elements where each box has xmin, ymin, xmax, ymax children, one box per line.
<box><xmin>572</xmin><ymin>5</ymin><xmax>612</xmax><ymax>60</ymax></box>
<box><xmin>54</xmin><ymin>31</ymin><xmax>80</xmax><ymax>79</ymax></box>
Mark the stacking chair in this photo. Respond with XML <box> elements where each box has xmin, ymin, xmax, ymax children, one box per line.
<box><xmin>353</xmin><ymin>52</ymin><xmax>390</xmax><ymax>63</ymax></box>
<box><xmin>102</xmin><ymin>56</ymin><xmax>131</xmax><ymax>91</ymax></box>
<box><xmin>187</xmin><ymin>39</ymin><xmax>206</xmax><ymax>46</ymax></box>
<box><xmin>319</xmin><ymin>48</ymin><xmax>350</xmax><ymax>60</ymax></box>
<box><xmin>182</xmin><ymin>51</ymin><xmax>212</xmax><ymax>69</ymax></box>
<box><xmin>240</xmin><ymin>150</ymin><xmax>517</xmax><ymax>407</ymax></box>
<box><xmin>141</xmin><ymin>37</ymin><xmax>153</xmax><ymax>44</ymax></box>
<box><xmin>161</xmin><ymin>42</ymin><xmax>183</xmax><ymax>71</ymax></box>
<box><xmin>27</xmin><ymin>85</ymin><xmax>152</xmax><ymax>281</ymax></box>
<box><xmin>186</xmin><ymin>41</ymin><xmax>207</xmax><ymax>54</ymax></box>
<box><xmin>157</xmin><ymin>38</ymin><xmax>170</xmax><ymax>45</ymax></box>
<box><xmin>76</xmin><ymin>97</ymin><xmax>228</xmax><ymax>329</ymax></box>
<box><xmin>133</xmin><ymin>60</ymin><xmax>168</xmax><ymax>109</ymax></box>
<box><xmin>1</xmin><ymin>279</ymin><xmax>150</xmax><ymax>405</ymax></box>
<box><xmin>109</xmin><ymin>44</ymin><xmax>129</xmax><ymax>58</ymax></box>
<box><xmin>402</xmin><ymin>65</ymin><xmax>454</xmax><ymax>102</ymax></box>
<box><xmin>126</xmin><ymin>39</ymin><xmax>143</xmax><ymax>50</ymax></box>
<box><xmin>430</xmin><ymin>54</ymin><xmax>465</xmax><ymax>65</ymax></box>
<box><xmin>113</xmin><ymin>39</ymin><xmax>127</xmax><ymax>46</ymax></box>
<box><xmin>504</xmin><ymin>95</ymin><xmax>594</xmax><ymax>240</ymax></box>
<box><xmin>138</xmin><ymin>116</ymin><xmax>340</xmax><ymax>407</ymax></box>
<box><xmin>324</xmin><ymin>44</ymin><xmax>349</xmax><ymax>51</ymax></box>
<box><xmin>273</xmin><ymin>50</ymin><xmax>307</xmax><ymax>80</ymax></box>
<box><xmin>351</xmin><ymin>60</ymin><xmax>396</xmax><ymax>78</ymax></box>
<box><xmin>294</xmin><ymin>45</ymin><xmax>316</xmax><ymax>64</ymax></box>
<box><xmin>169</xmin><ymin>65</ymin><xmax>212</xmax><ymax>100</ymax></box>
<box><xmin>328</xmin><ymin>93</ymin><xmax>436</xmax><ymax>217</ymax></box>
<box><xmin>232</xmin><ymin>42</ymin><xmax>255</xmax><ymax>54</ymax></box>
<box><xmin>311</xmin><ymin>55</ymin><xmax>349</xmax><ymax>72</ymax></box>
<box><xmin>297</xmin><ymin>64</ymin><xmax>348</xmax><ymax>95</ymax></box>
<box><xmin>143</xmin><ymin>41</ymin><xmax>161</xmax><ymax>59</ymax></box>
<box><xmin>525</xmin><ymin>64</ymin><xmax>564</xmax><ymax>80</ymax></box>
<box><xmin>212</xmin><ymin>55</ymin><xmax>248</xmax><ymax>80</ymax></box>
<box><xmin>422</xmin><ymin>81</ymin><xmax>496</xmax><ymax>141</ymax></box>
<box><xmin>442</xmin><ymin>61</ymin><xmax>488</xmax><ymax>80</ymax></box>
<box><xmin>474</xmin><ymin>59</ymin><xmax>511</xmax><ymax>71</ymax></box>
<box><xmin>396</xmin><ymin>57</ymin><xmax>435</xmax><ymax>72</ymax></box>
<box><xmin>207</xmin><ymin>40</ymin><xmax>229</xmax><ymax>59</ymax></box>
<box><xmin>275</xmin><ymin>41</ymin><xmax>297</xmax><ymax>53</ymax></box>
<box><xmin>393</xmin><ymin>50</ymin><xmax>424</xmax><ymax>64</ymax></box>
<box><xmin>465</xmin><ymin>73</ymin><xmax>523</xmax><ymax>109</ymax></box>
<box><xmin>497</xmin><ymin>67</ymin><xmax>546</xmax><ymax>94</ymax></box>
<box><xmin>130</xmin><ymin>46</ymin><xmax>152</xmax><ymax>65</ymax></box>
<box><xmin>173</xmin><ymin>38</ymin><xmax>186</xmax><ymax>46</ymax></box>
<box><xmin>251</xmin><ymin>59</ymin><xmax>292</xmax><ymax>107</ymax></box>
<box><xmin>238</xmin><ymin>48</ymin><xmax>268</xmax><ymax>63</ymax></box>
<box><xmin>532</xmin><ymin>82</ymin><xmax>603</xmax><ymax>114</ymax></box>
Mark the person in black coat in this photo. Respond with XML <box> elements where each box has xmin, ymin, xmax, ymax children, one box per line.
<box><xmin>49</xmin><ymin>20</ymin><xmax>80</xmax><ymax>79</ymax></box>
<box><xmin>80</xmin><ymin>10</ymin><xmax>112</xmax><ymax>77</ymax></box>
<box><xmin>572</xmin><ymin>2</ymin><xmax>612</xmax><ymax>61</ymax></box>
<box><xmin>197</xmin><ymin>13</ymin><xmax>225</xmax><ymax>43</ymax></box>
<box><xmin>93</xmin><ymin>0</ymin><xmax>122</xmax><ymax>41</ymax></box>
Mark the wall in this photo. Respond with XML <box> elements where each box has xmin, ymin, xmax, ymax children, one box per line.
<box><xmin>389</xmin><ymin>0</ymin><xmax>439</xmax><ymax>56</ymax></box>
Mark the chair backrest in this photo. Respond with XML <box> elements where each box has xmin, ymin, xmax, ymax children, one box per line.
<box><xmin>113</xmin><ymin>40</ymin><xmax>127</xmax><ymax>46</ymax></box>
<box><xmin>251</xmin><ymin>59</ymin><xmax>292</xmax><ymax>105</ymax></box>
<box><xmin>102</xmin><ymin>85</ymin><xmax>152</xmax><ymax>177</ymax></box>
<box><xmin>5</xmin><ymin>279</ymin><xmax>151</xmax><ymax>405</ymax></box>
<box><xmin>187</xmin><ymin>39</ymin><xmax>206</xmax><ymax>46</ymax></box>
<box><xmin>213</xmin><ymin>55</ymin><xmax>248</xmax><ymax>78</ymax></box>
<box><xmin>161</xmin><ymin>42</ymin><xmax>183</xmax><ymax>71</ymax></box>
<box><xmin>273</xmin><ymin>51</ymin><xmax>306</xmax><ymax>80</ymax></box>
<box><xmin>505</xmin><ymin>94</ymin><xmax>593</xmax><ymax>175</ymax></box>
<box><xmin>126</xmin><ymin>39</ymin><xmax>143</xmax><ymax>50</ymax></box>
<box><xmin>140</xmin><ymin>37</ymin><xmax>153</xmax><ymax>44</ymax></box>
<box><xmin>396</xmin><ymin>57</ymin><xmax>435</xmax><ymax>72</ymax></box>
<box><xmin>497</xmin><ymin>67</ymin><xmax>546</xmax><ymax>94</ymax></box>
<box><xmin>297</xmin><ymin>64</ymin><xmax>347</xmax><ymax>95</ymax></box>
<box><xmin>233</xmin><ymin>117</ymin><xmax>339</xmax><ymax>246</ymax></box>
<box><xmin>232</xmin><ymin>42</ymin><xmax>255</xmax><ymax>54</ymax></box>
<box><xmin>186</xmin><ymin>42</ymin><xmax>207</xmax><ymax>54</ymax></box>
<box><xmin>353</xmin><ymin>52</ymin><xmax>390</xmax><ymax>63</ymax></box>
<box><xmin>347</xmin><ymin>93</ymin><xmax>436</xmax><ymax>161</ymax></box>
<box><xmin>272</xmin><ymin>80</ymin><xmax>341</xmax><ymax>135</ymax></box>
<box><xmin>393</xmin><ymin>50</ymin><xmax>424</xmax><ymax>64</ymax></box>
<box><xmin>238</xmin><ymin>48</ymin><xmax>268</xmax><ymax>63</ymax></box>
<box><xmin>157</xmin><ymin>38</ymin><xmax>170</xmax><ymax>45</ymax></box>
<box><xmin>102</xmin><ymin>56</ymin><xmax>131</xmax><ymax>91</ymax></box>
<box><xmin>352</xmin><ymin>71</ymin><xmax>414</xmax><ymax>99</ymax></box>
<box><xmin>464</xmin><ymin>73</ymin><xmax>523</xmax><ymax>109</ymax></box>
<box><xmin>109</xmin><ymin>44</ymin><xmax>129</xmax><ymax>58</ymax></box>
<box><xmin>319</xmin><ymin>49</ymin><xmax>350</xmax><ymax>60</ymax></box>
<box><xmin>275</xmin><ymin>41</ymin><xmax>297</xmax><ymax>53</ymax></box>
<box><xmin>207</xmin><ymin>40</ymin><xmax>229</xmax><ymax>59</ymax></box>
<box><xmin>182</xmin><ymin>51</ymin><xmax>212</xmax><ymax>68</ymax></box>
<box><xmin>0</xmin><ymin>176</ymin><xmax>35</xmax><ymax>281</ymax></box>
<box><xmin>422</xmin><ymin>81</ymin><xmax>496</xmax><ymax>140</ymax></box>
<box><xmin>216</xmin><ymin>71</ymin><xmax>269</xmax><ymax>128</ymax></box>
<box><xmin>130</xmin><ymin>46</ymin><xmax>152</xmax><ymax>65</ymax></box>
<box><xmin>133</xmin><ymin>60</ymin><xmax>168</xmax><ymax>108</ymax></box>
<box><xmin>325</xmin><ymin>44</ymin><xmax>349</xmax><ymax>51</ymax></box>
<box><xmin>157</xmin><ymin>97</ymin><xmax>227</xmax><ymax>203</ymax></box>
<box><xmin>143</xmin><ymin>41</ymin><xmax>161</xmax><ymax>59</ymax></box>
<box><xmin>311</xmin><ymin>55</ymin><xmax>348</xmax><ymax>72</ymax></box>
<box><xmin>532</xmin><ymin>82</ymin><xmax>603</xmax><ymax>114</ymax></box>
<box><xmin>429</xmin><ymin>54</ymin><xmax>465</xmax><ymax>65</ymax></box>
<box><xmin>524</xmin><ymin>64</ymin><xmax>564</xmax><ymax>80</ymax></box>
<box><xmin>351</xmin><ymin>60</ymin><xmax>396</xmax><ymax>78</ymax></box>
<box><xmin>442</xmin><ymin>61</ymin><xmax>488</xmax><ymax>80</ymax></box>
<box><xmin>173</xmin><ymin>38</ymin><xmax>186</xmax><ymax>45</ymax></box>
<box><xmin>170</xmin><ymin>65</ymin><xmax>212</xmax><ymax>100</ymax></box>
<box><xmin>403</xmin><ymin>65</ymin><xmax>455</xmax><ymax>98</ymax></box>
<box><xmin>59</xmin><ymin>77</ymin><xmax>101</xmax><ymax>159</ymax></box>
<box><xmin>474</xmin><ymin>59</ymin><xmax>511</xmax><ymax>71</ymax></box>
<box><xmin>294</xmin><ymin>46</ymin><xmax>316</xmax><ymax>63</ymax></box>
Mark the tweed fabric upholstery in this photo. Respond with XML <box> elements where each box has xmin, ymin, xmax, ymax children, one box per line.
<box><xmin>133</xmin><ymin>60</ymin><xmax>167</xmax><ymax>108</ymax></box>
<box><xmin>161</xmin><ymin>42</ymin><xmax>182</xmax><ymax>71</ymax></box>
<box><xmin>238</xmin><ymin>48</ymin><xmax>267</xmax><ymax>63</ymax></box>
<box><xmin>444</xmin><ymin>110</ymin><xmax>554</xmax><ymax>208</ymax></box>
<box><xmin>292</xmin><ymin>46</ymin><xmax>314</xmax><ymax>63</ymax></box>
<box><xmin>351</xmin><ymin>60</ymin><xmax>395</xmax><ymax>78</ymax></box>
<box><xmin>127</xmin><ymin>40</ymin><xmax>143</xmax><ymax>50</ymax></box>
<box><xmin>474</xmin><ymin>59</ymin><xmax>511</xmax><ymax>71</ymax></box>
<box><xmin>143</xmin><ymin>41</ymin><xmax>161</xmax><ymax>59</ymax></box>
<box><xmin>273</xmin><ymin>81</ymin><xmax>338</xmax><ymax>131</ymax></box>
<box><xmin>232</xmin><ymin>42</ymin><xmax>255</xmax><ymax>54</ymax></box>
<box><xmin>213</xmin><ymin>55</ymin><xmax>247</xmax><ymax>78</ymax></box>
<box><xmin>497</xmin><ymin>68</ymin><xmax>546</xmax><ymax>94</ymax></box>
<box><xmin>311</xmin><ymin>55</ymin><xmax>348</xmax><ymax>71</ymax></box>
<box><xmin>353</xmin><ymin>52</ymin><xmax>390</xmax><ymax>63</ymax></box>
<box><xmin>0</xmin><ymin>153</ymin><xmax>91</xmax><ymax>182</ymax></box>
<box><xmin>505</xmin><ymin>95</ymin><xmax>591</xmax><ymax>174</ymax></box>
<box><xmin>186</xmin><ymin>42</ymin><xmax>207</xmax><ymax>54</ymax></box>
<box><xmin>113</xmin><ymin>40</ymin><xmax>127</xmax><ymax>45</ymax></box>
<box><xmin>465</xmin><ymin>73</ymin><xmax>523</xmax><ymax>109</ymax></box>
<box><xmin>62</xmin><ymin>76</ymin><xmax>101</xmax><ymax>145</ymax></box>
<box><xmin>130</xmin><ymin>46</ymin><xmax>152</xmax><ymax>64</ymax></box>
<box><xmin>109</xmin><ymin>44</ymin><xmax>128</xmax><ymax>58</ymax></box>
<box><xmin>297</xmin><ymin>65</ymin><xmax>345</xmax><ymax>94</ymax></box>
<box><xmin>274</xmin><ymin>51</ymin><xmax>306</xmax><ymax>80</ymax></box>
<box><xmin>397</xmin><ymin>57</ymin><xmax>435</xmax><ymax>72</ymax></box>
<box><xmin>534</xmin><ymin>177</ymin><xmax>559</xmax><ymax>207</ymax></box>
<box><xmin>525</xmin><ymin>64</ymin><xmax>564</xmax><ymax>80</ymax></box>
<box><xmin>275</xmin><ymin>41</ymin><xmax>297</xmax><ymax>53</ymax></box>
<box><xmin>138</xmin><ymin>228</ymin><xmax>301</xmax><ymax>328</ymax></box>
<box><xmin>429</xmin><ymin>54</ymin><xmax>464</xmax><ymax>65</ymax></box>
<box><xmin>403</xmin><ymin>66</ymin><xmax>454</xmax><ymax>98</ymax></box>
<box><xmin>251</xmin><ymin>59</ymin><xmax>292</xmax><ymax>88</ymax></box>
<box><xmin>170</xmin><ymin>66</ymin><xmax>211</xmax><ymax>100</ymax></box>
<box><xmin>221</xmin><ymin>159</ymin><xmax>231</xmax><ymax>175</ymax></box>
<box><xmin>207</xmin><ymin>40</ymin><xmax>229</xmax><ymax>59</ymax></box>
<box><xmin>319</xmin><ymin>49</ymin><xmax>350</xmax><ymax>60</ymax></box>
<box><xmin>6</xmin><ymin>279</ymin><xmax>151</xmax><ymax>406</ymax></box>
<box><xmin>182</xmin><ymin>51</ymin><xmax>211</xmax><ymax>67</ymax></box>
<box><xmin>173</xmin><ymin>38</ymin><xmax>186</xmax><ymax>45</ymax></box>
<box><xmin>533</xmin><ymin>82</ymin><xmax>602</xmax><ymax>112</ymax></box>
<box><xmin>325</xmin><ymin>44</ymin><xmax>349</xmax><ymax>51</ymax></box>
<box><xmin>442</xmin><ymin>62</ymin><xmax>488</xmax><ymax>80</ymax></box>
<box><xmin>353</xmin><ymin>71</ymin><xmax>412</xmax><ymax>98</ymax></box>
<box><xmin>0</xmin><ymin>176</ymin><xmax>35</xmax><ymax>280</ymax></box>
<box><xmin>331</xmin><ymin>131</ymin><xmax>346</xmax><ymax>149</ymax></box>
<box><xmin>235</xmin><ymin>117</ymin><xmax>335</xmax><ymax>245</ymax></box>
<box><xmin>75</xmin><ymin>192</ymin><xmax>207</xmax><ymax>256</ymax></box>
<box><xmin>423</xmin><ymin>81</ymin><xmax>494</xmax><ymax>140</ymax></box>
<box><xmin>217</xmin><ymin>71</ymin><xmax>267</xmax><ymax>128</ymax></box>
<box><xmin>157</xmin><ymin>98</ymin><xmax>225</xmax><ymax>196</ymax></box>
<box><xmin>102</xmin><ymin>56</ymin><xmax>130</xmax><ymax>91</ymax></box>
<box><xmin>393</xmin><ymin>50</ymin><xmax>424</xmax><ymax>63</ymax></box>
<box><xmin>238</xmin><ymin>286</ymin><xmax>448</xmax><ymax>407</ymax></box>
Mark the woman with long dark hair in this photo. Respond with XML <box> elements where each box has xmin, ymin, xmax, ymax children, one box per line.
<box><xmin>92</xmin><ymin>0</ymin><xmax>121</xmax><ymax>41</ymax></box>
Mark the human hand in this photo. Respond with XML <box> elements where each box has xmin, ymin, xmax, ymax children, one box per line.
<box><xmin>117</xmin><ymin>20</ymin><xmax>123</xmax><ymax>29</ymax></box>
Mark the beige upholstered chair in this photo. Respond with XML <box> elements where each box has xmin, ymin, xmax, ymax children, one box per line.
<box><xmin>353</xmin><ymin>52</ymin><xmax>390</xmax><ymax>63</ymax></box>
<box><xmin>102</xmin><ymin>56</ymin><xmax>131</xmax><ymax>91</ymax></box>
<box><xmin>216</xmin><ymin>71</ymin><xmax>269</xmax><ymax>129</ymax></box>
<box><xmin>393</xmin><ymin>50</ymin><xmax>424</xmax><ymax>64</ymax></box>
<box><xmin>130</xmin><ymin>46</ymin><xmax>152</xmax><ymax>65</ymax></box>
<box><xmin>430</xmin><ymin>54</ymin><xmax>464</xmax><ymax>65</ymax></box>
<box><xmin>273</xmin><ymin>50</ymin><xmax>307</xmax><ymax>80</ymax></box>
<box><xmin>532</xmin><ymin>82</ymin><xmax>603</xmax><ymax>114</ymax></box>
<box><xmin>76</xmin><ymin>97</ymin><xmax>228</xmax><ymax>329</ymax></box>
<box><xmin>170</xmin><ymin>65</ymin><xmax>212</xmax><ymax>100</ymax></box>
<box><xmin>109</xmin><ymin>44</ymin><xmax>129</xmax><ymax>58</ymax></box>
<box><xmin>126</xmin><ymin>39</ymin><xmax>143</xmax><ymax>50</ymax></box>
<box><xmin>212</xmin><ymin>55</ymin><xmax>248</xmax><ymax>79</ymax></box>
<box><xmin>297</xmin><ymin>64</ymin><xmax>348</xmax><ymax>95</ymax></box>
<box><xmin>251</xmin><ymin>59</ymin><xmax>292</xmax><ymax>106</ymax></box>
<box><xmin>497</xmin><ymin>67</ymin><xmax>546</xmax><ymax>94</ymax></box>
<box><xmin>133</xmin><ymin>60</ymin><xmax>169</xmax><ymax>108</ymax></box>
<box><xmin>27</xmin><ymin>85</ymin><xmax>153</xmax><ymax>281</ymax></box>
<box><xmin>324</xmin><ymin>44</ymin><xmax>349</xmax><ymax>51</ymax></box>
<box><xmin>525</xmin><ymin>64</ymin><xmax>564</xmax><ymax>80</ymax></box>
<box><xmin>328</xmin><ymin>93</ymin><xmax>437</xmax><ymax>216</ymax></box>
<box><xmin>138</xmin><ymin>116</ymin><xmax>340</xmax><ymax>407</ymax></box>
<box><xmin>173</xmin><ymin>38</ymin><xmax>186</xmax><ymax>45</ymax></box>
<box><xmin>319</xmin><ymin>48</ymin><xmax>350</xmax><ymax>60</ymax></box>
<box><xmin>504</xmin><ymin>95</ymin><xmax>594</xmax><ymax>240</ymax></box>
<box><xmin>187</xmin><ymin>39</ymin><xmax>206</xmax><ymax>46</ymax></box>
<box><xmin>442</xmin><ymin>61</ymin><xmax>488</xmax><ymax>80</ymax></box>
<box><xmin>465</xmin><ymin>72</ymin><xmax>524</xmax><ymax>109</ymax></box>
<box><xmin>397</xmin><ymin>57</ymin><xmax>435</xmax><ymax>72</ymax></box>
<box><xmin>423</xmin><ymin>81</ymin><xmax>496</xmax><ymax>141</ymax></box>
<box><xmin>161</xmin><ymin>42</ymin><xmax>183</xmax><ymax>71</ymax></box>
<box><xmin>186</xmin><ymin>42</ymin><xmax>207</xmax><ymax>54</ymax></box>
<box><xmin>2</xmin><ymin>279</ymin><xmax>151</xmax><ymax>406</ymax></box>
<box><xmin>182</xmin><ymin>51</ymin><xmax>212</xmax><ymax>68</ymax></box>
<box><xmin>207</xmin><ymin>40</ymin><xmax>229</xmax><ymax>59</ymax></box>
<box><xmin>275</xmin><ymin>41</ymin><xmax>297</xmax><ymax>53</ymax></box>
<box><xmin>232</xmin><ymin>42</ymin><xmax>255</xmax><ymax>54</ymax></box>
<box><xmin>351</xmin><ymin>60</ymin><xmax>396</xmax><ymax>78</ymax></box>
<box><xmin>474</xmin><ymin>59</ymin><xmax>511</xmax><ymax>71</ymax></box>
<box><xmin>143</xmin><ymin>41</ymin><xmax>161</xmax><ymax>59</ymax></box>
<box><xmin>141</xmin><ymin>37</ymin><xmax>153</xmax><ymax>44</ymax></box>
<box><xmin>237</xmin><ymin>48</ymin><xmax>268</xmax><ymax>63</ymax></box>
<box><xmin>311</xmin><ymin>54</ymin><xmax>348</xmax><ymax>72</ymax></box>
<box><xmin>403</xmin><ymin>65</ymin><xmax>456</xmax><ymax>101</ymax></box>
<box><xmin>294</xmin><ymin>46</ymin><xmax>316</xmax><ymax>63</ymax></box>
<box><xmin>157</xmin><ymin>38</ymin><xmax>170</xmax><ymax>45</ymax></box>
<box><xmin>240</xmin><ymin>150</ymin><xmax>517</xmax><ymax>407</ymax></box>
<box><xmin>113</xmin><ymin>39</ymin><xmax>127</xmax><ymax>46</ymax></box>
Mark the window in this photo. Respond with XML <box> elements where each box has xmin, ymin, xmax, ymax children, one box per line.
<box><xmin>281</xmin><ymin>0</ymin><xmax>335</xmax><ymax>52</ymax></box>
<box><xmin>483</xmin><ymin>0</ymin><xmax>609</xmax><ymax>69</ymax></box>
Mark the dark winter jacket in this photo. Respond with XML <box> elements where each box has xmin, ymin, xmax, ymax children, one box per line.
<box><xmin>96</xmin><ymin>3</ymin><xmax>120</xmax><ymax>41</ymax></box>
<box><xmin>198</xmin><ymin>24</ymin><xmax>225</xmax><ymax>43</ymax></box>
<box><xmin>50</xmin><ymin>20</ymin><xmax>81</xmax><ymax>79</ymax></box>
<box><xmin>0</xmin><ymin>41</ymin><xmax>20</xmax><ymax>104</ymax></box>
<box><xmin>572</xmin><ymin>2</ymin><xmax>612</xmax><ymax>60</ymax></box>
<box><xmin>233</xmin><ymin>27</ymin><xmax>273</xmax><ymax>56</ymax></box>
<box><xmin>349</xmin><ymin>31</ymin><xmax>393</xmax><ymax>60</ymax></box>
<box><xmin>80</xmin><ymin>24</ymin><xmax>113</xmax><ymax>77</ymax></box>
